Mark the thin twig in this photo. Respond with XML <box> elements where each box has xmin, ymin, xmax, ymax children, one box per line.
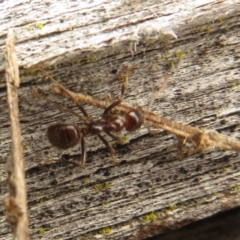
<box><xmin>4</xmin><ymin>29</ymin><xmax>29</xmax><ymax>239</ymax></box>
<box><xmin>32</xmin><ymin>88</ymin><xmax>88</xmax><ymax>122</ymax></box>
<box><xmin>51</xmin><ymin>82</ymin><xmax>240</xmax><ymax>154</ymax></box>
<box><xmin>37</xmin><ymin>65</ymin><xmax>240</xmax><ymax>154</ymax></box>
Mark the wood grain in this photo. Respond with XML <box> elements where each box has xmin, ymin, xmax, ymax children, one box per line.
<box><xmin>0</xmin><ymin>0</ymin><xmax>240</xmax><ymax>239</ymax></box>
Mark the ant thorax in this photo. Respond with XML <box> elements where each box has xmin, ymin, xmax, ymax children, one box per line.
<box><xmin>104</xmin><ymin>114</ymin><xmax>126</xmax><ymax>132</ymax></box>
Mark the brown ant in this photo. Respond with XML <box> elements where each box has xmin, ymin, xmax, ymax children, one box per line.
<box><xmin>35</xmin><ymin>68</ymin><xmax>144</xmax><ymax>167</ymax></box>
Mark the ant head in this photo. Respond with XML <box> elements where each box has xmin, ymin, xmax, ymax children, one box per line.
<box><xmin>125</xmin><ymin>107</ymin><xmax>144</xmax><ymax>132</ymax></box>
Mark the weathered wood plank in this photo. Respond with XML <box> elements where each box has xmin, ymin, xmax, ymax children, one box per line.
<box><xmin>0</xmin><ymin>0</ymin><xmax>240</xmax><ymax>239</ymax></box>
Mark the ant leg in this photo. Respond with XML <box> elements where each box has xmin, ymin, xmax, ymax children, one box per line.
<box><xmin>59</xmin><ymin>158</ymin><xmax>80</xmax><ymax>167</ymax></box>
<box><xmin>76</xmin><ymin>103</ymin><xmax>88</xmax><ymax>117</ymax></box>
<box><xmin>103</xmin><ymin>98</ymin><xmax>122</xmax><ymax>116</ymax></box>
<box><xmin>97</xmin><ymin>134</ymin><xmax>119</xmax><ymax>164</ymax></box>
<box><xmin>32</xmin><ymin>88</ymin><xmax>87</xmax><ymax>122</ymax></box>
<box><xmin>53</xmin><ymin>85</ymin><xmax>89</xmax><ymax>119</ymax></box>
<box><xmin>79</xmin><ymin>135</ymin><xmax>86</xmax><ymax>167</ymax></box>
<box><xmin>39</xmin><ymin>155</ymin><xmax>80</xmax><ymax>167</ymax></box>
<box><xmin>38</xmin><ymin>66</ymin><xmax>89</xmax><ymax>116</ymax></box>
<box><xmin>105</xmin><ymin>131</ymin><xmax>127</xmax><ymax>145</ymax></box>
<box><xmin>38</xmin><ymin>65</ymin><xmax>59</xmax><ymax>84</ymax></box>
<box><xmin>103</xmin><ymin>78</ymin><xmax>127</xmax><ymax>116</ymax></box>
<box><xmin>37</xmin><ymin>66</ymin><xmax>90</xmax><ymax>121</ymax></box>
<box><xmin>105</xmin><ymin>131</ymin><xmax>120</xmax><ymax>141</ymax></box>
<box><xmin>53</xmin><ymin>83</ymin><xmax>90</xmax><ymax>120</ymax></box>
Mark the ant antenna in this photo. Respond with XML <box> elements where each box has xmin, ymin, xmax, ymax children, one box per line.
<box><xmin>38</xmin><ymin>65</ymin><xmax>59</xmax><ymax>84</ymax></box>
<box><xmin>33</xmin><ymin>66</ymin><xmax>90</xmax><ymax>122</ymax></box>
<box><xmin>38</xmin><ymin>65</ymin><xmax>90</xmax><ymax>114</ymax></box>
<box><xmin>121</xmin><ymin>78</ymin><xmax>126</xmax><ymax>98</ymax></box>
<box><xmin>147</xmin><ymin>73</ymin><xmax>169</xmax><ymax>134</ymax></box>
<box><xmin>148</xmin><ymin>74</ymin><xmax>169</xmax><ymax>111</ymax></box>
<box><xmin>32</xmin><ymin>88</ymin><xmax>88</xmax><ymax>122</ymax></box>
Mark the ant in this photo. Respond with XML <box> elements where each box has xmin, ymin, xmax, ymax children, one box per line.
<box><xmin>35</xmin><ymin>67</ymin><xmax>144</xmax><ymax>167</ymax></box>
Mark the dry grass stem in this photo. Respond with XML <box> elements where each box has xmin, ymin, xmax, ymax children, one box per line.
<box><xmin>52</xmin><ymin>82</ymin><xmax>240</xmax><ymax>155</ymax></box>
<box><xmin>5</xmin><ymin>29</ymin><xmax>29</xmax><ymax>239</ymax></box>
<box><xmin>37</xmin><ymin>65</ymin><xmax>240</xmax><ymax>156</ymax></box>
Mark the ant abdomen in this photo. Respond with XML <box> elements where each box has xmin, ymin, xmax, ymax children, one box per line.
<box><xmin>47</xmin><ymin>124</ymin><xmax>81</xmax><ymax>149</ymax></box>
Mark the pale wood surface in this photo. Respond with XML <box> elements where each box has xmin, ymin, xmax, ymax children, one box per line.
<box><xmin>0</xmin><ymin>0</ymin><xmax>240</xmax><ymax>239</ymax></box>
